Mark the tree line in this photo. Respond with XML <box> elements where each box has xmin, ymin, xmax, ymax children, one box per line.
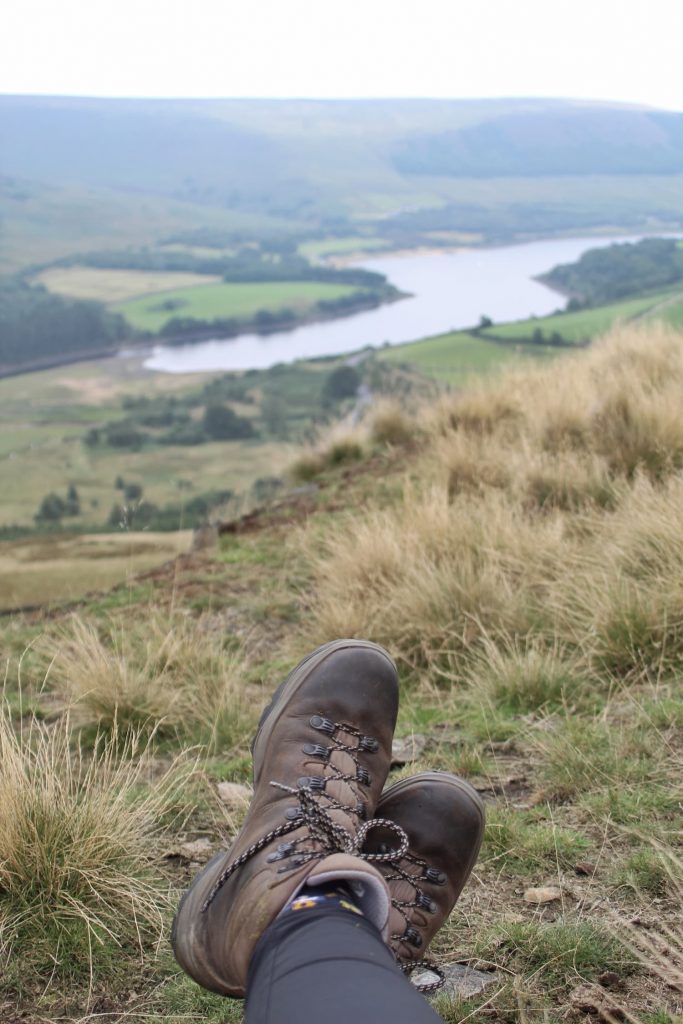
<box><xmin>0</xmin><ymin>278</ymin><xmax>130</xmax><ymax>372</ymax></box>
<box><xmin>540</xmin><ymin>238</ymin><xmax>683</xmax><ymax>307</ymax></box>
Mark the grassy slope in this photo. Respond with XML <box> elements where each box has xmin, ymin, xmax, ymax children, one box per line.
<box><xmin>378</xmin><ymin>330</ymin><xmax>558</xmax><ymax>385</ymax></box>
<box><xmin>490</xmin><ymin>289</ymin><xmax>683</xmax><ymax>340</ymax></box>
<box><xmin>379</xmin><ymin>288</ymin><xmax>683</xmax><ymax>383</ymax></box>
<box><xmin>0</xmin><ymin>356</ymin><xmax>294</xmax><ymax>531</ymax></box>
<box><xmin>0</xmin><ymin>530</ymin><xmax>192</xmax><ymax>610</ymax></box>
<box><xmin>113</xmin><ymin>280</ymin><xmax>360</xmax><ymax>332</ymax></box>
<box><xmin>0</xmin><ymin>177</ymin><xmax>304</xmax><ymax>275</ymax></box>
<box><xmin>2</xmin><ymin>326</ymin><xmax>681</xmax><ymax>1023</ymax></box>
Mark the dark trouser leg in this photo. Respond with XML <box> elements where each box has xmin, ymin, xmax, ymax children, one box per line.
<box><xmin>245</xmin><ymin>906</ymin><xmax>443</xmax><ymax>1024</ymax></box>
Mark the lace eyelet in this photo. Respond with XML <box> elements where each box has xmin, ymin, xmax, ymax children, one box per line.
<box><xmin>404</xmin><ymin>926</ymin><xmax>423</xmax><ymax>948</ymax></box>
<box><xmin>310</xmin><ymin>715</ymin><xmax>336</xmax><ymax>735</ymax></box>
<box><xmin>297</xmin><ymin>775</ymin><xmax>326</xmax><ymax>791</ymax></box>
<box><xmin>267</xmin><ymin>842</ymin><xmax>295</xmax><ymax>862</ymax></box>
<box><xmin>359</xmin><ymin>735</ymin><xmax>379</xmax><ymax>752</ymax></box>
<box><xmin>416</xmin><ymin>893</ymin><xmax>438</xmax><ymax>913</ymax></box>
<box><xmin>356</xmin><ymin>766</ymin><xmax>371</xmax><ymax>786</ymax></box>
<box><xmin>425</xmin><ymin>866</ymin><xmax>447</xmax><ymax>886</ymax></box>
<box><xmin>302</xmin><ymin>742</ymin><xmax>330</xmax><ymax>760</ymax></box>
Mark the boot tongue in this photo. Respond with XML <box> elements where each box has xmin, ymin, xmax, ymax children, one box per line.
<box><xmin>305</xmin><ymin>853</ymin><xmax>391</xmax><ymax>939</ymax></box>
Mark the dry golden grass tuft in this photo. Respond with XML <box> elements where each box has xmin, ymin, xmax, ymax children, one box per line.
<box><xmin>0</xmin><ymin>701</ymin><xmax>192</xmax><ymax>992</ymax></box>
<box><xmin>301</xmin><ymin>324</ymin><xmax>683</xmax><ymax>683</ymax></box>
<box><xmin>365</xmin><ymin>397</ymin><xmax>418</xmax><ymax>447</ymax></box>
<box><xmin>45</xmin><ymin>614</ymin><xmax>258</xmax><ymax>749</ymax></box>
<box><xmin>289</xmin><ymin>422</ymin><xmax>367</xmax><ymax>482</ymax></box>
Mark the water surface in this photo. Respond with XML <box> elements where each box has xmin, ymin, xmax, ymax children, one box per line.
<box><xmin>144</xmin><ymin>235</ymin><xmax>659</xmax><ymax>373</ymax></box>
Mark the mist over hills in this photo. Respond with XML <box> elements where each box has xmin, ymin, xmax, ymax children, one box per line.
<box><xmin>2</xmin><ymin>96</ymin><xmax>683</xmax><ymax>271</ymax></box>
<box><xmin>3</xmin><ymin>96</ymin><xmax>683</xmax><ymax>197</ymax></box>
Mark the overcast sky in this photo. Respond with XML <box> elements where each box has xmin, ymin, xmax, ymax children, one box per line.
<box><xmin>2</xmin><ymin>0</ymin><xmax>683</xmax><ymax>111</ymax></box>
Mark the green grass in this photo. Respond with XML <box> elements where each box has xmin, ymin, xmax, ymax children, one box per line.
<box><xmin>378</xmin><ymin>330</ymin><xmax>557</xmax><ymax>384</ymax></box>
<box><xmin>377</xmin><ymin>287</ymin><xmax>683</xmax><ymax>385</ymax></box>
<box><xmin>114</xmin><ymin>280</ymin><xmax>359</xmax><ymax>332</ymax></box>
<box><xmin>659</xmin><ymin>295</ymin><xmax>683</xmax><ymax>328</ymax></box>
<box><xmin>489</xmin><ymin>289</ymin><xmax>682</xmax><ymax>342</ymax></box>
<box><xmin>298</xmin><ymin>235</ymin><xmax>388</xmax><ymax>260</ymax></box>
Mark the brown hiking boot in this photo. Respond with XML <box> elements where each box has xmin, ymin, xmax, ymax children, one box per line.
<box><xmin>172</xmin><ymin>639</ymin><xmax>401</xmax><ymax>997</ymax></box>
<box><xmin>365</xmin><ymin>771</ymin><xmax>485</xmax><ymax>990</ymax></box>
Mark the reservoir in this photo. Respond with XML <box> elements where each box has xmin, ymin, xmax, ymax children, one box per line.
<box><xmin>144</xmin><ymin>234</ymin><xmax>659</xmax><ymax>373</ymax></box>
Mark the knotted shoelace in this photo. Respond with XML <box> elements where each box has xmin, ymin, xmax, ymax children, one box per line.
<box><xmin>201</xmin><ymin>779</ymin><xmax>409</xmax><ymax>911</ymax></box>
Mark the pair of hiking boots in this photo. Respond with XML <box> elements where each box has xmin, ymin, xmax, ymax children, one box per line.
<box><xmin>172</xmin><ymin>639</ymin><xmax>484</xmax><ymax>997</ymax></box>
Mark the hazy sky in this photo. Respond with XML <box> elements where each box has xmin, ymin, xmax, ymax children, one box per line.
<box><xmin>3</xmin><ymin>0</ymin><xmax>683</xmax><ymax>110</ymax></box>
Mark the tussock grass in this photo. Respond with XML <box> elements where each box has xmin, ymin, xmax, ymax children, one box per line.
<box><xmin>297</xmin><ymin>324</ymin><xmax>683</xmax><ymax>1015</ymax></box>
<box><xmin>45</xmin><ymin>615</ymin><xmax>258</xmax><ymax>750</ymax></box>
<box><xmin>302</xmin><ymin>325</ymin><xmax>683</xmax><ymax>687</ymax></box>
<box><xmin>366</xmin><ymin>397</ymin><xmax>418</xmax><ymax>447</ymax></box>
<box><xmin>289</xmin><ymin>427</ymin><xmax>366</xmax><ymax>482</ymax></box>
<box><xmin>464</xmin><ymin>636</ymin><xmax>590</xmax><ymax>714</ymax></box>
<box><xmin>0</xmin><ymin>703</ymin><xmax>190</xmax><ymax>994</ymax></box>
<box><xmin>289</xmin><ymin>398</ymin><xmax>418</xmax><ymax>483</ymax></box>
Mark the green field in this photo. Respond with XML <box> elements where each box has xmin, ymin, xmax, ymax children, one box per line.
<box><xmin>489</xmin><ymin>289</ymin><xmax>682</xmax><ymax>342</ymax></box>
<box><xmin>381</xmin><ymin>287</ymin><xmax>683</xmax><ymax>384</ymax></box>
<box><xmin>298</xmin><ymin>235</ymin><xmax>388</xmax><ymax>260</ymax></box>
<box><xmin>660</xmin><ymin>296</ymin><xmax>683</xmax><ymax>327</ymax></box>
<box><xmin>31</xmin><ymin>266</ymin><xmax>222</xmax><ymax>303</ymax></box>
<box><xmin>378</xmin><ymin>330</ymin><xmax>558</xmax><ymax>384</ymax></box>
<box><xmin>113</xmin><ymin>280</ymin><xmax>360</xmax><ymax>332</ymax></box>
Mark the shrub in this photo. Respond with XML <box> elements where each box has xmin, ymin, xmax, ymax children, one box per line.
<box><xmin>203</xmin><ymin>403</ymin><xmax>256</xmax><ymax>440</ymax></box>
<box><xmin>322</xmin><ymin>365</ymin><xmax>360</xmax><ymax>403</ymax></box>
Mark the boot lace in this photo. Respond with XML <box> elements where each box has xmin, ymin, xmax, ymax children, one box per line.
<box><xmin>201</xmin><ymin>719</ymin><xmax>408</xmax><ymax>912</ymax></box>
<box><xmin>386</xmin><ymin>850</ymin><xmax>448</xmax><ymax>993</ymax></box>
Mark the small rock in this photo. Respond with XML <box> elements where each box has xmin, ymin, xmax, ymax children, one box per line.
<box><xmin>178</xmin><ymin>837</ymin><xmax>213</xmax><ymax>863</ymax></box>
<box><xmin>391</xmin><ymin>734</ymin><xmax>427</xmax><ymax>766</ymax></box>
<box><xmin>598</xmin><ymin>971</ymin><xmax>624</xmax><ymax>991</ymax></box>
<box><xmin>570</xmin><ymin>983</ymin><xmax>624</xmax><ymax>1016</ymax></box>
<box><xmin>436</xmin><ymin>963</ymin><xmax>499</xmax><ymax>1000</ymax></box>
<box><xmin>523</xmin><ymin>885</ymin><xmax>562</xmax><ymax>904</ymax></box>
<box><xmin>216</xmin><ymin>781</ymin><xmax>252</xmax><ymax>807</ymax></box>
<box><xmin>575</xmin><ymin>861</ymin><xmax>597</xmax><ymax>876</ymax></box>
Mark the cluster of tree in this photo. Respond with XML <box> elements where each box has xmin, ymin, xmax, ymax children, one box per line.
<box><xmin>380</xmin><ymin>202</ymin><xmax>660</xmax><ymax>248</ymax></box>
<box><xmin>540</xmin><ymin>238</ymin><xmax>683</xmax><ymax>307</ymax></box>
<box><xmin>0</xmin><ymin>278</ymin><xmax>130</xmax><ymax>371</ymax></box>
<box><xmin>34</xmin><ymin>485</ymin><xmax>81</xmax><ymax>523</ymax></box>
<box><xmin>85</xmin><ymin>402</ymin><xmax>257</xmax><ymax>450</ymax></box>
<box><xmin>47</xmin><ymin>247</ymin><xmax>389</xmax><ymax>290</ymax></box>
<box><xmin>322</xmin><ymin>365</ymin><xmax>360</xmax><ymax>403</ymax></box>
<box><xmin>158</xmin><ymin>291</ymin><xmax>382</xmax><ymax>344</ymax></box>
<box><xmin>108</xmin><ymin>488</ymin><xmax>234</xmax><ymax>531</ymax></box>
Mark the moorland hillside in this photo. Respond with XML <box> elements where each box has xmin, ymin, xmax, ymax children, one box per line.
<box><xmin>1</xmin><ymin>323</ymin><xmax>682</xmax><ymax>1023</ymax></box>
